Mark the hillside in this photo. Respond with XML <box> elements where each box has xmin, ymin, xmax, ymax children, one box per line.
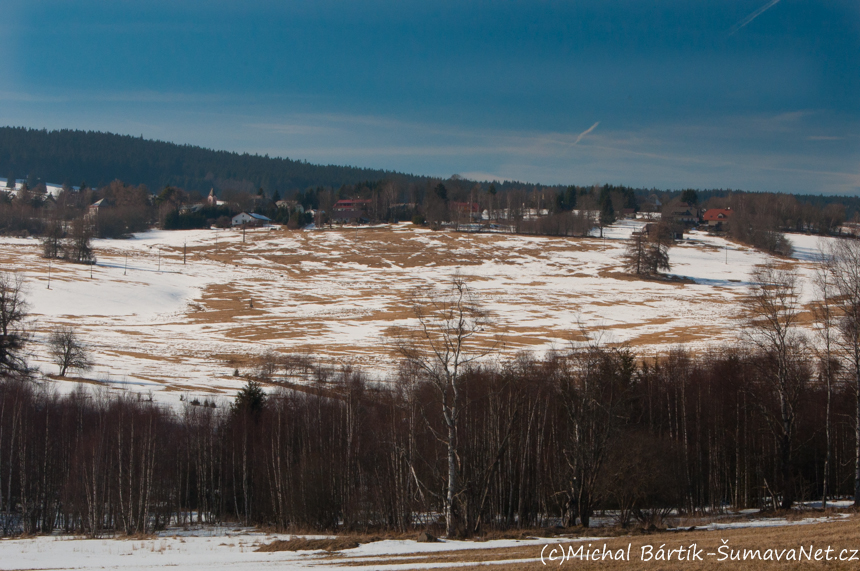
<box><xmin>0</xmin><ymin>219</ymin><xmax>827</xmax><ymax>403</ymax></box>
<box><xmin>0</xmin><ymin>126</ymin><xmax>417</xmax><ymax>194</ymax></box>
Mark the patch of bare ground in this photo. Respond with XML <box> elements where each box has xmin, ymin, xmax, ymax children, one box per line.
<box><xmin>590</xmin><ymin>299</ymin><xmax>651</xmax><ymax>307</ymax></box>
<box><xmin>256</xmin><ymin>536</ymin><xmax>378</xmax><ymax>552</ymax></box>
<box><xmin>188</xmin><ymin>283</ymin><xmax>260</xmax><ymax>321</ymax></box>
<box><xmin>502</xmin><ymin>326</ymin><xmax>588</xmax><ymax>346</ymax></box>
<box><xmin>600</xmin><ymin>317</ymin><xmax>673</xmax><ymax>330</ymax></box>
<box><xmin>628</xmin><ymin>326</ymin><xmax>726</xmax><ymax>346</ymax></box>
<box><xmin>796</xmin><ymin>309</ymin><xmax>818</xmax><ymax>327</ymax></box>
<box><xmin>110</xmin><ymin>329</ymin><xmax>149</xmax><ymax>336</ymax></box>
<box><xmin>107</xmin><ymin>350</ymin><xmax>183</xmax><ymax>364</ymax></box>
<box><xmin>334</xmin><ymin>515</ymin><xmax>860</xmax><ymax>570</ymax></box>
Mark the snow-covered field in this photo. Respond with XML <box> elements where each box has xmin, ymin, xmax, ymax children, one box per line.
<box><xmin>0</xmin><ymin>221</ymin><xmax>833</xmax><ymax>405</ymax></box>
<box><xmin>0</xmin><ymin>529</ymin><xmax>605</xmax><ymax>570</ymax></box>
<box><xmin>0</xmin><ymin>533</ymin><xmax>526</xmax><ymax>570</ymax></box>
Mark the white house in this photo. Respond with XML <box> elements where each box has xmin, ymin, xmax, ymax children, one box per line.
<box><xmin>232</xmin><ymin>212</ymin><xmax>272</xmax><ymax>227</ymax></box>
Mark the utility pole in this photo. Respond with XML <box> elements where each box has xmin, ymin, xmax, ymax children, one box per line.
<box><xmin>184</xmin><ymin>240</ymin><xmax>187</xmax><ymax>265</ymax></box>
<box><xmin>158</xmin><ymin>247</ymin><xmax>161</xmax><ymax>272</ymax></box>
<box><xmin>47</xmin><ymin>260</ymin><xmax>51</xmax><ymax>289</ymax></box>
<box><xmin>124</xmin><ymin>253</ymin><xmax>128</xmax><ymax>275</ymax></box>
<box><xmin>471</xmin><ymin>187</ymin><xmax>475</xmax><ymax>230</ymax></box>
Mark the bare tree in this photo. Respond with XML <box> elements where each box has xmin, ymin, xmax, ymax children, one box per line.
<box><xmin>49</xmin><ymin>326</ymin><xmax>92</xmax><ymax>377</ymax></box>
<box><xmin>556</xmin><ymin>334</ymin><xmax>634</xmax><ymax>527</ymax></box>
<box><xmin>812</xmin><ymin>251</ymin><xmax>839</xmax><ymax>508</ymax></box>
<box><xmin>744</xmin><ymin>261</ymin><xmax>806</xmax><ymax>509</ymax></box>
<box><xmin>65</xmin><ymin>217</ymin><xmax>95</xmax><ymax>264</ymax></box>
<box><xmin>393</xmin><ymin>274</ymin><xmax>496</xmax><ymax>537</ymax></box>
<box><xmin>41</xmin><ymin>219</ymin><xmax>64</xmax><ymax>259</ymax></box>
<box><xmin>0</xmin><ymin>272</ymin><xmax>29</xmax><ymax>376</ymax></box>
<box><xmin>821</xmin><ymin>238</ymin><xmax>860</xmax><ymax>506</ymax></box>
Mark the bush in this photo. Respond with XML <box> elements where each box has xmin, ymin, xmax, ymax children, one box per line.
<box><xmin>412</xmin><ymin>214</ymin><xmax>426</xmax><ymax>225</ymax></box>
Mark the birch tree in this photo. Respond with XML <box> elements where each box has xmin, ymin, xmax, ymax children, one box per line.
<box><xmin>394</xmin><ymin>274</ymin><xmax>495</xmax><ymax>537</ymax></box>
<box><xmin>744</xmin><ymin>262</ymin><xmax>806</xmax><ymax>509</ymax></box>
<box><xmin>822</xmin><ymin>238</ymin><xmax>860</xmax><ymax>507</ymax></box>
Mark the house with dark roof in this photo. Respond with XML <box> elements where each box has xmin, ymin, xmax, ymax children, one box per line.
<box><xmin>232</xmin><ymin>212</ymin><xmax>272</xmax><ymax>227</ymax></box>
<box><xmin>665</xmin><ymin>202</ymin><xmax>699</xmax><ymax>224</ymax></box>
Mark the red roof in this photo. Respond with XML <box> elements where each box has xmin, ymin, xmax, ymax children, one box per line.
<box><xmin>333</xmin><ymin>199</ymin><xmax>371</xmax><ymax>211</ymax></box>
<box><xmin>703</xmin><ymin>208</ymin><xmax>733</xmax><ymax>221</ymax></box>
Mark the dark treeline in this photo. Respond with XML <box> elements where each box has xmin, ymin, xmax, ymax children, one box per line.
<box><xmin>0</xmin><ymin>127</ymin><xmax>412</xmax><ymax>195</ymax></box>
<box><xmin>0</xmin><ymin>344</ymin><xmax>855</xmax><ymax>537</ymax></box>
<box><xmin>2</xmin><ymin>128</ymin><xmax>858</xmax><ymax>259</ymax></box>
<box><xmin>3</xmin><ymin>127</ymin><xmax>858</xmax><ymax>231</ymax></box>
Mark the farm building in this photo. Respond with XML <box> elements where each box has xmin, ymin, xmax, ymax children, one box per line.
<box><xmin>333</xmin><ymin>199</ymin><xmax>371</xmax><ymax>213</ymax></box>
<box><xmin>231</xmin><ymin>212</ymin><xmax>272</xmax><ymax>227</ymax></box>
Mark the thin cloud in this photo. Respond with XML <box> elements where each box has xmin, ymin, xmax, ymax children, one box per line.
<box><xmin>729</xmin><ymin>0</ymin><xmax>782</xmax><ymax>35</ymax></box>
<box><xmin>573</xmin><ymin>122</ymin><xmax>600</xmax><ymax>145</ymax></box>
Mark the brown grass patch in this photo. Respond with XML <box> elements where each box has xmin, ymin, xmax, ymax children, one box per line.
<box><xmin>629</xmin><ymin>325</ymin><xmax>726</xmax><ymax>346</ymax></box>
<box><xmin>256</xmin><ymin>536</ymin><xmax>380</xmax><ymax>552</ymax></box>
<box><xmin>118</xmin><ymin>532</ymin><xmax>158</xmax><ymax>540</ymax></box>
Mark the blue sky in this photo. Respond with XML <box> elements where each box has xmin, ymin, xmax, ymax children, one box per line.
<box><xmin>2</xmin><ymin>1</ymin><xmax>858</xmax><ymax>194</ymax></box>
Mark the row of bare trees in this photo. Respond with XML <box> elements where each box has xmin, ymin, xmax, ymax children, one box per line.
<box><xmin>1</xmin><ymin>338</ymin><xmax>858</xmax><ymax>537</ymax></box>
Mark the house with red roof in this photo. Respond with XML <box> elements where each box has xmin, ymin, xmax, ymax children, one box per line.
<box><xmin>702</xmin><ymin>208</ymin><xmax>733</xmax><ymax>227</ymax></box>
<box><xmin>333</xmin><ymin>199</ymin><xmax>371</xmax><ymax>212</ymax></box>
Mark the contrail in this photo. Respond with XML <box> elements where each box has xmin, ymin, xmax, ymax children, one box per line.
<box><xmin>574</xmin><ymin>121</ymin><xmax>599</xmax><ymax>145</ymax></box>
<box><xmin>729</xmin><ymin>0</ymin><xmax>782</xmax><ymax>35</ymax></box>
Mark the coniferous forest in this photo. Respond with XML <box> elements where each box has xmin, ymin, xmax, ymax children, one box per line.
<box><xmin>0</xmin><ymin>127</ymin><xmax>410</xmax><ymax>194</ymax></box>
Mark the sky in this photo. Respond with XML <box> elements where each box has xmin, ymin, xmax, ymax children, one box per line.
<box><xmin>2</xmin><ymin>0</ymin><xmax>858</xmax><ymax>194</ymax></box>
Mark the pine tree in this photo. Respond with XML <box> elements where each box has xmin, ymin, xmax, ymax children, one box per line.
<box><xmin>231</xmin><ymin>380</ymin><xmax>267</xmax><ymax>416</ymax></box>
